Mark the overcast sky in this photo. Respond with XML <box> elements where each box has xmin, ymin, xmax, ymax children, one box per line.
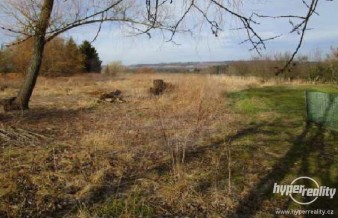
<box><xmin>2</xmin><ymin>0</ymin><xmax>338</xmax><ymax>65</ymax></box>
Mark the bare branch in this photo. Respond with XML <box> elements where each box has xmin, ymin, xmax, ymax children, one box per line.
<box><xmin>276</xmin><ymin>0</ymin><xmax>320</xmax><ymax>75</ymax></box>
<box><xmin>0</xmin><ymin>0</ymin><xmax>330</xmax><ymax>74</ymax></box>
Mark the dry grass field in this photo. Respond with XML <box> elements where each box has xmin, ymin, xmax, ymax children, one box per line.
<box><xmin>0</xmin><ymin>73</ymin><xmax>337</xmax><ymax>217</ymax></box>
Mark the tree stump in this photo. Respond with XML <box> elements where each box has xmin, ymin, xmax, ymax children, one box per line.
<box><xmin>150</xmin><ymin>79</ymin><xmax>166</xmax><ymax>95</ymax></box>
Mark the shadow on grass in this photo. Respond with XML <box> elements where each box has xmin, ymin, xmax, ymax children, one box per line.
<box><xmin>227</xmin><ymin>123</ymin><xmax>336</xmax><ymax>217</ymax></box>
<box><xmin>1</xmin><ymin>107</ymin><xmax>94</xmax><ymax>123</ymax></box>
<box><xmin>226</xmin><ymin>88</ymin><xmax>338</xmax><ymax>217</ymax></box>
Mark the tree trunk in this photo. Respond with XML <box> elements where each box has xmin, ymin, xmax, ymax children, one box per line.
<box><xmin>4</xmin><ymin>0</ymin><xmax>54</xmax><ymax>111</ymax></box>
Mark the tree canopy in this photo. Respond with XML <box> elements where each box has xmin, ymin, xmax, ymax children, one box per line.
<box><xmin>2</xmin><ymin>37</ymin><xmax>84</xmax><ymax>76</ymax></box>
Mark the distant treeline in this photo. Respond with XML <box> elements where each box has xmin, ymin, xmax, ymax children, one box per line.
<box><xmin>0</xmin><ymin>38</ymin><xmax>101</xmax><ymax>76</ymax></box>
<box><xmin>210</xmin><ymin>48</ymin><xmax>338</xmax><ymax>82</ymax></box>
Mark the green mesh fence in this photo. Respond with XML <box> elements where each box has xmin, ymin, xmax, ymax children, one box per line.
<box><xmin>306</xmin><ymin>91</ymin><xmax>338</xmax><ymax>130</ymax></box>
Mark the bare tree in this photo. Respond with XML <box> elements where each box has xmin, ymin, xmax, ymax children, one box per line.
<box><xmin>0</xmin><ymin>0</ymin><xmax>330</xmax><ymax>110</ymax></box>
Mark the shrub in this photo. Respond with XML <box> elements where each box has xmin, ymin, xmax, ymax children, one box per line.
<box><xmin>102</xmin><ymin>61</ymin><xmax>126</xmax><ymax>76</ymax></box>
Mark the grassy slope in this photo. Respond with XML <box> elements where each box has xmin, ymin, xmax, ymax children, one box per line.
<box><xmin>227</xmin><ymin>84</ymin><xmax>338</xmax><ymax>216</ymax></box>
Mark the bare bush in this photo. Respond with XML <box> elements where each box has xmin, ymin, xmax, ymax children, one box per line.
<box><xmin>102</xmin><ymin>61</ymin><xmax>126</xmax><ymax>76</ymax></box>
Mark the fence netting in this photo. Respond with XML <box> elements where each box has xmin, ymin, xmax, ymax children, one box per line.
<box><xmin>306</xmin><ymin>91</ymin><xmax>338</xmax><ymax>130</ymax></box>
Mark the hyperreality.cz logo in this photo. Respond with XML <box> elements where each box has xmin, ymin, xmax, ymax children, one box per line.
<box><xmin>272</xmin><ymin>176</ymin><xmax>336</xmax><ymax>205</ymax></box>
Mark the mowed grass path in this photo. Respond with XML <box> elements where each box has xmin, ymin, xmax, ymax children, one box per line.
<box><xmin>227</xmin><ymin>85</ymin><xmax>338</xmax><ymax>216</ymax></box>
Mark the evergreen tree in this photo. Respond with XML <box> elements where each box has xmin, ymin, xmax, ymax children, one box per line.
<box><xmin>79</xmin><ymin>40</ymin><xmax>102</xmax><ymax>73</ymax></box>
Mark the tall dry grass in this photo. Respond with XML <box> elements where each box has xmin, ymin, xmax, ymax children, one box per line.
<box><xmin>1</xmin><ymin>72</ymin><xmax>278</xmax><ymax>217</ymax></box>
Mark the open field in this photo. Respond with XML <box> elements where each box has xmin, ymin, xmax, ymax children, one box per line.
<box><xmin>0</xmin><ymin>73</ymin><xmax>337</xmax><ymax>217</ymax></box>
